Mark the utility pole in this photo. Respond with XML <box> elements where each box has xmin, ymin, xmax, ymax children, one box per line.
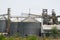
<box><xmin>7</xmin><ymin>8</ymin><xmax>11</xmax><ymax>35</ymax></box>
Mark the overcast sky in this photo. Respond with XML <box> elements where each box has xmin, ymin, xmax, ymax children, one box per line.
<box><xmin>0</xmin><ymin>0</ymin><xmax>60</xmax><ymax>16</ymax></box>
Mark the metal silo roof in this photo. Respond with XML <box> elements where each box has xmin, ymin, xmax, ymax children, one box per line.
<box><xmin>21</xmin><ymin>16</ymin><xmax>39</xmax><ymax>22</ymax></box>
<box><xmin>0</xmin><ymin>16</ymin><xmax>6</xmax><ymax>20</ymax></box>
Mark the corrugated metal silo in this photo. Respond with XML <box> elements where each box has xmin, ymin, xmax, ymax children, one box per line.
<box><xmin>18</xmin><ymin>22</ymin><xmax>41</xmax><ymax>36</ymax></box>
<box><xmin>18</xmin><ymin>17</ymin><xmax>41</xmax><ymax>36</ymax></box>
<box><xmin>0</xmin><ymin>20</ymin><xmax>6</xmax><ymax>32</ymax></box>
<box><xmin>10</xmin><ymin>22</ymin><xmax>18</xmax><ymax>35</ymax></box>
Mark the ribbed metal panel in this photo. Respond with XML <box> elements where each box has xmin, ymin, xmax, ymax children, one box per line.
<box><xmin>18</xmin><ymin>22</ymin><xmax>41</xmax><ymax>36</ymax></box>
<box><xmin>10</xmin><ymin>22</ymin><xmax>41</xmax><ymax>36</ymax></box>
<box><xmin>0</xmin><ymin>20</ymin><xmax>6</xmax><ymax>32</ymax></box>
<box><xmin>10</xmin><ymin>22</ymin><xmax>18</xmax><ymax>35</ymax></box>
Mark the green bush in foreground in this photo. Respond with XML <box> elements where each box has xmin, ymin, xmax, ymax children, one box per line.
<box><xmin>26</xmin><ymin>35</ymin><xmax>38</xmax><ymax>40</ymax></box>
<box><xmin>51</xmin><ymin>26</ymin><xmax>59</xmax><ymax>38</ymax></box>
<box><xmin>0</xmin><ymin>34</ymin><xmax>6</xmax><ymax>40</ymax></box>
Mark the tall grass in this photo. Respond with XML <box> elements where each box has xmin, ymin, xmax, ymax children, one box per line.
<box><xmin>0</xmin><ymin>34</ymin><xmax>60</xmax><ymax>40</ymax></box>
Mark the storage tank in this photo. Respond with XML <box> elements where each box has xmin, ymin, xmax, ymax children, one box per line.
<box><xmin>10</xmin><ymin>22</ymin><xmax>18</xmax><ymax>35</ymax></box>
<box><xmin>18</xmin><ymin>22</ymin><xmax>41</xmax><ymax>36</ymax></box>
<box><xmin>17</xmin><ymin>17</ymin><xmax>41</xmax><ymax>36</ymax></box>
<box><xmin>0</xmin><ymin>16</ymin><xmax>7</xmax><ymax>32</ymax></box>
<box><xmin>0</xmin><ymin>20</ymin><xmax>6</xmax><ymax>32</ymax></box>
<box><xmin>10</xmin><ymin>17</ymin><xmax>41</xmax><ymax>36</ymax></box>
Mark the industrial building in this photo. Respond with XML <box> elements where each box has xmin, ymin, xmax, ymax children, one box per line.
<box><xmin>10</xmin><ymin>16</ymin><xmax>41</xmax><ymax>36</ymax></box>
<box><xmin>0</xmin><ymin>8</ymin><xmax>60</xmax><ymax>36</ymax></box>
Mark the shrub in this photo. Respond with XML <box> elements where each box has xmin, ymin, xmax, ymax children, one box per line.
<box><xmin>28</xmin><ymin>36</ymin><xmax>37</xmax><ymax>40</ymax></box>
<box><xmin>0</xmin><ymin>34</ymin><xmax>6</xmax><ymax>40</ymax></box>
<box><xmin>8</xmin><ymin>36</ymin><xmax>14</xmax><ymax>40</ymax></box>
<box><xmin>51</xmin><ymin>26</ymin><xmax>59</xmax><ymax>38</ymax></box>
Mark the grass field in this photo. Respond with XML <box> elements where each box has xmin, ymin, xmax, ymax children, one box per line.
<box><xmin>5</xmin><ymin>37</ymin><xmax>60</xmax><ymax>40</ymax></box>
<box><xmin>0</xmin><ymin>35</ymin><xmax>39</xmax><ymax>40</ymax></box>
<box><xmin>0</xmin><ymin>34</ymin><xmax>60</xmax><ymax>40</ymax></box>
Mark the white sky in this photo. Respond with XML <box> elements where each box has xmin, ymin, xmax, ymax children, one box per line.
<box><xmin>0</xmin><ymin>0</ymin><xmax>60</xmax><ymax>21</ymax></box>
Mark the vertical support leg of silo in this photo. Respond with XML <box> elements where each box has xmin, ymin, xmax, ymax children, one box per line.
<box><xmin>7</xmin><ymin>8</ymin><xmax>11</xmax><ymax>35</ymax></box>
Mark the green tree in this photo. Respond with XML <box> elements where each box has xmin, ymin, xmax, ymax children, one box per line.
<box><xmin>51</xmin><ymin>26</ymin><xmax>59</xmax><ymax>38</ymax></box>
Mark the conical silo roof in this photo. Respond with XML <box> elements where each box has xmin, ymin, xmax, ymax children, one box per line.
<box><xmin>21</xmin><ymin>16</ymin><xmax>39</xmax><ymax>22</ymax></box>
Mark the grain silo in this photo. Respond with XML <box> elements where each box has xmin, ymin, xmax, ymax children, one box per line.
<box><xmin>10</xmin><ymin>22</ymin><xmax>18</xmax><ymax>35</ymax></box>
<box><xmin>18</xmin><ymin>16</ymin><xmax>41</xmax><ymax>36</ymax></box>
<box><xmin>0</xmin><ymin>17</ymin><xmax>7</xmax><ymax>32</ymax></box>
